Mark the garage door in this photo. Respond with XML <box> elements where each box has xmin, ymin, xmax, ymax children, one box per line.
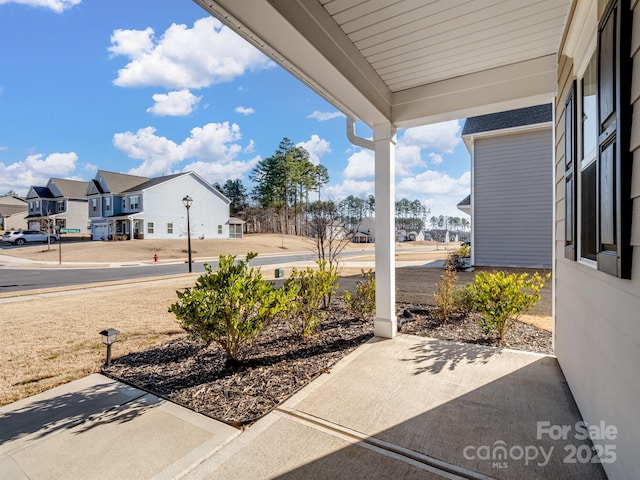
<box><xmin>92</xmin><ymin>223</ymin><xmax>108</xmax><ymax>240</ymax></box>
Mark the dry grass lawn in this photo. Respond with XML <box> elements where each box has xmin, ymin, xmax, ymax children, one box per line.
<box><xmin>0</xmin><ymin>236</ymin><xmax>552</xmax><ymax>406</ymax></box>
<box><xmin>2</xmin><ymin>233</ymin><xmax>348</xmax><ymax>265</ymax></box>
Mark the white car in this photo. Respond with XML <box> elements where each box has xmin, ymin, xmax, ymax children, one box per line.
<box><xmin>2</xmin><ymin>230</ymin><xmax>59</xmax><ymax>246</ymax></box>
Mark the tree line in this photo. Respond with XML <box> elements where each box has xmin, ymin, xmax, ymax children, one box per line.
<box><xmin>214</xmin><ymin>137</ymin><xmax>466</xmax><ymax>236</ymax></box>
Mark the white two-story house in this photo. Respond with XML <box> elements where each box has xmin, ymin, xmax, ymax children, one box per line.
<box><xmin>86</xmin><ymin>170</ymin><xmax>231</xmax><ymax>240</ymax></box>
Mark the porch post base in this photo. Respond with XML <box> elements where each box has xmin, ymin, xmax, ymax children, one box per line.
<box><xmin>374</xmin><ymin>316</ymin><xmax>397</xmax><ymax>339</ymax></box>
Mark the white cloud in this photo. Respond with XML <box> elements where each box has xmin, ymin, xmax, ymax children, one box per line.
<box><xmin>399</xmin><ymin>120</ymin><xmax>462</xmax><ymax>154</ymax></box>
<box><xmin>0</xmin><ymin>152</ymin><xmax>78</xmax><ymax>195</ymax></box>
<box><xmin>343</xmin><ymin>150</ymin><xmax>374</xmax><ymax>179</ymax></box>
<box><xmin>324</xmin><ymin>179</ymin><xmax>375</xmax><ymax>200</ymax></box>
<box><xmin>428</xmin><ymin>152</ymin><xmax>443</xmax><ymax>165</ymax></box>
<box><xmin>296</xmin><ymin>134</ymin><xmax>331</xmax><ymax>165</ymax></box>
<box><xmin>235</xmin><ymin>106</ymin><xmax>255</xmax><ymax>115</ymax></box>
<box><xmin>307</xmin><ymin>110</ymin><xmax>345</xmax><ymax>121</ymax></box>
<box><xmin>395</xmin><ymin>144</ymin><xmax>425</xmax><ymax>176</ymax></box>
<box><xmin>0</xmin><ymin>0</ymin><xmax>81</xmax><ymax>13</ymax></box>
<box><xmin>113</xmin><ymin>122</ymin><xmax>256</xmax><ymax>181</ymax></box>
<box><xmin>110</xmin><ymin>17</ymin><xmax>273</xmax><ymax>89</ymax></box>
<box><xmin>147</xmin><ymin>89</ymin><xmax>201</xmax><ymax>116</ymax></box>
<box><xmin>182</xmin><ymin>157</ymin><xmax>260</xmax><ymax>185</ymax></box>
<box><xmin>397</xmin><ymin>170</ymin><xmax>470</xmax><ymax>218</ymax></box>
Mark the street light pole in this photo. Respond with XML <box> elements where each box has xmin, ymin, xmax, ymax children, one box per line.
<box><xmin>182</xmin><ymin>195</ymin><xmax>193</xmax><ymax>273</ymax></box>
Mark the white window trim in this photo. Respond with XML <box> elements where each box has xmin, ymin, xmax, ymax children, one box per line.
<box><xmin>575</xmin><ymin>34</ymin><xmax>598</xmax><ymax>269</ymax></box>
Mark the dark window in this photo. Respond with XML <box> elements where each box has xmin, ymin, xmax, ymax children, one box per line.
<box><xmin>564</xmin><ymin>0</ymin><xmax>632</xmax><ymax>278</ymax></box>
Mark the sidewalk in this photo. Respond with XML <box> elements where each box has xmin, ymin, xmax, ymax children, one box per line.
<box><xmin>0</xmin><ymin>336</ymin><xmax>608</xmax><ymax>480</ymax></box>
<box><xmin>0</xmin><ymin>375</ymin><xmax>238</xmax><ymax>479</ymax></box>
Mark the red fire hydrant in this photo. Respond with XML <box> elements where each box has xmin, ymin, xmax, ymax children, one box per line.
<box><xmin>153</xmin><ymin>252</ymin><xmax>158</xmax><ymax>263</ymax></box>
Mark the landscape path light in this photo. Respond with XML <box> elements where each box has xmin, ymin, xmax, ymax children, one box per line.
<box><xmin>99</xmin><ymin>328</ymin><xmax>120</xmax><ymax>367</ymax></box>
<box><xmin>182</xmin><ymin>195</ymin><xmax>193</xmax><ymax>273</ymax></box>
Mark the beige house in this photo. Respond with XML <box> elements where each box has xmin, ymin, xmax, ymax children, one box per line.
<box><xmin>25</xmin><ymin>178</ymin><xmax>89</xmax><ymax>233</ymax></box>
<box><xmin>0</xmin><ymin>195</ymin><xmax>27</xmax><ymax>231</ymax></box>
<box><xmin>195</xmin><ymin>1</ymin><xmax>637</xmax><ymax>478</ymax></box>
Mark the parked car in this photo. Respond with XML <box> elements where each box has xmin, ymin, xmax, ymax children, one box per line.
<box><xmin>2</xmin><ymin>230</ymin><xmax>59</xmax><ymax>245</ymax></box>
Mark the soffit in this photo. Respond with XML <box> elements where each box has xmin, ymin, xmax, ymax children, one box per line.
<box><xmin>194</xmin><ymin>0</ymin><xmax>572</xmax><ymax>128</ymax></box>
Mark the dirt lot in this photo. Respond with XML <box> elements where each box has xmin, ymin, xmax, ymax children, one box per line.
<box><xmin>0</xmin><ymin>235</ymin><xmax>552</xmax><ymax>406</ymax></box>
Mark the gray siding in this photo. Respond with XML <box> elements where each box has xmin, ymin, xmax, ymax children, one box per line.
<box><xmin>473</xmin><ymin>129</ymin><xmax>552</xmax><ymax>267</ymax></box>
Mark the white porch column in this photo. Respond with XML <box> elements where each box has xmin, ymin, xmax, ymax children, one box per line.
<box><xmin>373</xmin><ymin>122</ymin><xmax>397</xmax><ymax>338</ymax></box>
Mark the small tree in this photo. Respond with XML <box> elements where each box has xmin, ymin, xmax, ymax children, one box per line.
<box><xmin>308</xmin><ymin>200</ymin><xmax>358</xmax><ymax>272</ymax></box>
<box><xmin>169</xmin><ymin>253</ymin><xmax>293</xmax><ymax>362</ymax></box>
<box><xmin>473</xmin><ymin>271</ymin><xmax>549</xmax><ymax>343</ymax></box>
<box><xmin>433</xmin><ymin>258</ymin><xmax>458</xmax><ymax>321</ymax></box>
<box><xmin>343</xmin><ymin>269</ymin><xmax>376</xmax><ymax>321</ymax></box>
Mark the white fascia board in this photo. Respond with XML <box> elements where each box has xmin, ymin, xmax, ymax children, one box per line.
<box><xmin>392</xmin><ymin>55</ymin><xmax>558</xmax><ymax>129</ymax></box>
<box><xmin>462</xmin><ymin>122</ymin><xmax>553</xmax><ymax>143</ymax></box>
<box><xmin>194</xmin><ymin>0</ymin><xmax>390</xmax><ymax>126</ymax></box>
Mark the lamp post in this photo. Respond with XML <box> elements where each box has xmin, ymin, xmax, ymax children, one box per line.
<box><xmin>182</xmin><ymin>195</ymin><xmax>193</xmax><ymax>273</ymax></box>
<box><xmin>99</xmin><ymin>328</ymin><xmax>120</xmax><ymax>367</ymax></box>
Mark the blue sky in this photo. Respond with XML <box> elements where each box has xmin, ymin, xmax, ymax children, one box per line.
<box><xmin>0</xmin><ymin>0</ymin><xmax>470</xmax><ymax>218</ymax></box>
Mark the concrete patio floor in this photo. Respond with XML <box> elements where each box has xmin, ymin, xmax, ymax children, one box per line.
<box><xmin>0</xmin><ymin>335</ymin><xmax>608</xmax><ymax>479</ymax></box>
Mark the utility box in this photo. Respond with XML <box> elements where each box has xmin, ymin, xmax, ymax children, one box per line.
<box><xmin>274</xmin><ymin>268</ymin><xmax>285</xmax><ymax>278</ymax></box>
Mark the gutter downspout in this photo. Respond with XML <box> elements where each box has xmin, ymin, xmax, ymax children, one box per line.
<box><xmin>347</xmin><ymin>117</ymin><xmax>374</xmax><ymax>151</ymax></box>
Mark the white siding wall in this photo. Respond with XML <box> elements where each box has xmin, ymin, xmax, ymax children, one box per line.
<box><xmin>554</xmin><ymin>2</ymin><xmax>640</xmax><ymax>478</ymax></box>
<box><xmin>473</xmin><ymin>129</ymin><xmax>553</xmax><ymax>267</ymax></box>
<box><xmin>141</xmin><ymin>174</ymin><xmax>229</xmax><ymax>240</ymax></box>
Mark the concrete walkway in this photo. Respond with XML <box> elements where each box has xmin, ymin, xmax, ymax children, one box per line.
<box><xmin>0</xmin><ymin>375</ymin><xmax>239</xmax><ymax>479</ymax></box>
<box><xmin>0</xmin><ymin>336</ymin><xmax>608</xmax><ymax>479</ymax></box>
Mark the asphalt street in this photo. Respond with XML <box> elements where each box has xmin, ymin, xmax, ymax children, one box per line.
<box><xmin>0</xmin><ymin>249</ymin><xmax>380</xmax><ymax>293</ymax></box>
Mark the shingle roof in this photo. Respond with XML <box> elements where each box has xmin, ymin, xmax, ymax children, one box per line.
<box><xmin>461</xmin><ymin>104</ymin><xmax>552</xmax><ymax>136</ymax></box>
<box><xmin>96</xmin><ymin>170</ymin><xmax>149</xmax><ymax>194</ymax></box>
<box><xmin>31</xmin><ymin>186</ymin><xmax>54</xmax><ymax>198</ymax></box>
<box><xmin>120</xmin><ymin>173</ymin><xmax>186</xmax><ymax>193</ymax></box>
<box><xmin>49</xmin><ymin>178</ymin><xmax>89</xmax><ymax>199</ymax></box>
<box><xmin>457</xmin><ymin>195</ymin><xmax>471</xmax><ymax>207</ymax></box>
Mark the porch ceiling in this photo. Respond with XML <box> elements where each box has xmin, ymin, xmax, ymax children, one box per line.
<box><xmin>193</xmin><ymin>0</ymin><xmax>572</xmax><ymax>128</ymax></box>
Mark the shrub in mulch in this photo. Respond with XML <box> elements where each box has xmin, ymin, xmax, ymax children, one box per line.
<box><xmin>103</xmin><ymin>301</ymin><xmax>552</xmax><ymax>427</ymax></box>
<box><xmin>103</xmin><ymin>302</ymin><xmax>372</xmax><ymax>427</ymax></box>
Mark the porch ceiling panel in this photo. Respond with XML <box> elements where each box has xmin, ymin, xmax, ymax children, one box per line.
<box><xmin>194</xmin><ymin>0</ymin><xmax>572</xmax><ymax>127</ymax></box>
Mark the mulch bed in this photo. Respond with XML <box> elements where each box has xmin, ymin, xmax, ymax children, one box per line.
<box><xmin>103</xmin><ymin>301</ymin><xmax>552</xmax><ymax>427</ymax></box>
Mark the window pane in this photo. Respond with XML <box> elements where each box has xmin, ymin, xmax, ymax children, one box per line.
<box><xmin>582</xmin><ymin>52</ymin><xmax>597</xmax><ymax>161</ymax></box>
<box><xmin>580</xmin><ymin>162</ymin><xmax>597</xmax><ymax>261</ymax></box>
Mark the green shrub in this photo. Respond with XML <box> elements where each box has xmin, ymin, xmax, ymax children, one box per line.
<box><xmin>433</xmin><ymin>259</ymin><xmax>458</xmax><ymax>320</ymax></box>
<box><xmin>169</xmin><ymin>253</ymin><xmax>293</xmax><ymax>362</ymax></box>
<box><xmin>454</xmin><ymin>244</ymin><xmax>470</xmax><ymax>257</ymax></box>
<box><xmin>453</xmin><ymin>282</ymin><xmax>477</xmax><ymax>314</ymax></box>
<box><xmin>283</xmin><ymin>261</ymin><xmax>339</xmax><ymax>337</ymax></box>
<box><xmin>343</xmin><ymin>269</ymin><xmax>376</xmax><ymax>321</ymax></box>
<box><xmin>473</xmin><ymin>271</ymin><xmax>549</xmax><ymax>343</ymax></box>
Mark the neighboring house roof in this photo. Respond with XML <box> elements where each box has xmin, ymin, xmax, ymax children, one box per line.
<box><xmin>120</xmin><ymin>173</ymin><xmax>185</xmax><ymax>193</ymax></box>
<box><xmin>457</xmin><ymin>195</ymin><xmax>471</xmax><ymax>215</ymax></box>
<box><xmin>0</xmin><ymin>195</ymin><xmax>27</xmax><ymax>206</ymax></box>
<box><xmin>0</xmin><ymin>205</ymin><xmax>27</xmax><ymax>217</ymax></box>
<box><xmin>462</xmin><ymin>104</ymin><xmax>552</xmax><ymax>137</ymax></box>
<box><xmin>121</xmin><ymin>171</ymin><xmax>231</xmax><ymax>205</ymax></box>
<box><xmin>95</xmin><ymin>170</ymin><xmax>150</xmax><ymax>194</ymax></box>
<box><xmin>29</xmin><ymin>186</ymin><xmax>55</xmax><ymax>199</ymax></box>
<box><xmin>87</xmin><ymin>179</ymin><xmax>106</xmax><ymax>195</ymax></box>
<box><xmin>49</xmin><ymin>178</ymin><xmax>89</xmax><ymax>199</ymax></box>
